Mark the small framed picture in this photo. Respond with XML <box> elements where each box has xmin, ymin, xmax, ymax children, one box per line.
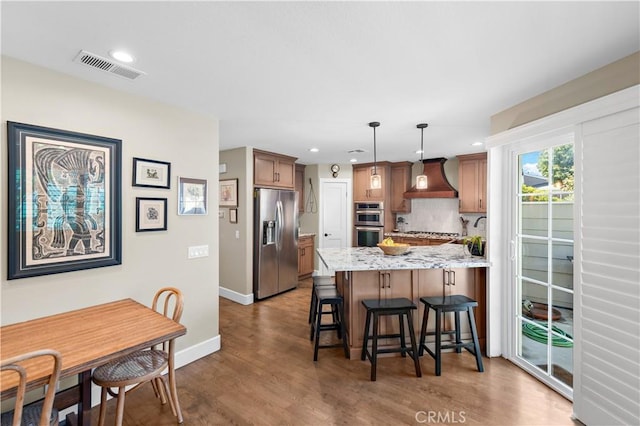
<box><xmin>132</xmin><ymin>157</ymin><xmax>171</xmax><ymax>189</ymax></box>
<box><xmin>220</xmin><ymin>178</ymin><xmax>238</xmax><ymax>207</ymax></box>
<box><xmin>229</xmin><ymin>208</ymin><xmax>238</xmax><ymax>223</ymax></box>
<box><xmin>178</xmin><ymin>177</ymin><xmax>208</xmax><ymax>215</ymax></box>
<box><xmin>136</xmin><ymin>197</ymin><xmax>167</xmax><ymax>232</ymax></box>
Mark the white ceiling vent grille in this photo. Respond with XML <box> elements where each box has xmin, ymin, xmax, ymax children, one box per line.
<box><xmin>73</xmin><ymin>50</ymin><xmax>146</xmax><ymax>80</ymax></box>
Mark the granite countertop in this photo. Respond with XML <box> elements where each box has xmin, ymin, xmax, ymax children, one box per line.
<box><xmin>317</xmin><ymin>244</ymin><xmax>490</xmax><ymax>272</ymax></box>
<box><xmin>299</xmin><ymin>233</ymin><xmax>316</xmax><ymax>238</ymax></box>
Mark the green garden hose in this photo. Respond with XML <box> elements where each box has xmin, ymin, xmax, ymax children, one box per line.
<box><xmin>522</xmin><ymin>321</ymin><xmax>573</xmax><ymax>348</ymax></box>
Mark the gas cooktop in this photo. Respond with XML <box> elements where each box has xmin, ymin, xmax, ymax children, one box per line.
<box><xmin>404</xmin><ymin>231</ymin><xmax>460</xmax><ymax>238</ymax></box>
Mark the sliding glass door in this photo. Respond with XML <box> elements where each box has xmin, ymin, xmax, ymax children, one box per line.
<box><xmin>514</xmin><ymin>141</ymin><xmax>574</xmax><ymax>397</ymax></box>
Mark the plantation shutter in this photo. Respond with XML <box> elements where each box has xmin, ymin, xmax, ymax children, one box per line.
<box><xmin>574</xmin><ymin>106</ymin><xmax>640</xmax><ymax>425</ymax></box>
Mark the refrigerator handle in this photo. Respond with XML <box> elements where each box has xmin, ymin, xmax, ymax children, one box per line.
<box><xmin>275</xmin><ymin>200</ymin><xmax>283</xmax><ymax>250</ymax></box>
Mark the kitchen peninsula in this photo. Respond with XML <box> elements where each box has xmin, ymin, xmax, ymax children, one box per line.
<box><xmin>317</xmin><ymin>244</ymin><xmax>490</xmax><ymax>359</ymax></box>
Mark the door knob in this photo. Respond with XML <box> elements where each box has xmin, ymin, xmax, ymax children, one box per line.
<box><xmin>324</xmin><ymin>233</ymin><xmax>330</xmax><ymax>237</ymax></box>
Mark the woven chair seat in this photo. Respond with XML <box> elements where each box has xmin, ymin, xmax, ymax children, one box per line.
<box><xmin>1</xmin><ymin>404</ymin><xmax>58</xmax><ymax>426</ymax></box>
<box><xmin>92</xmin><ymin>287</ymin><xmax>184</xmax><ymax>425</ymax></box>
<box><xmin>93</xmin><ymin>350</ymin><xmax>168</xmax><ymax>386</ymax></box>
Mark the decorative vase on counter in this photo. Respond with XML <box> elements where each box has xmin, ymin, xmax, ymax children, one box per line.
<box><xmin>396</xmin><ymin>216</ymin><xmax>407</xmax><ymax>233</ymax></box>
<box><xmin>463</xmin><ymin>236</ymin><xmax>485</xmax><ymax>257</ymax></box>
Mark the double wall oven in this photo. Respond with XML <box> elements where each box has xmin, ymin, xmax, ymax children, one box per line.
<box><xmin>354</xmin><ymin>201</ymin><xmax>384</xmax><ymax>247</ymax></box>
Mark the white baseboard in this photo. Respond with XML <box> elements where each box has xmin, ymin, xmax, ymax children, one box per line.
<box><xmin>175</xmin><ymin>335</ymin><xmax>220</xmax><ymax>368</ymax></box>
<box><xmin>219</xmin><ymin>286</ymin><xmax>254</xmax><ymax>305</ymax></box>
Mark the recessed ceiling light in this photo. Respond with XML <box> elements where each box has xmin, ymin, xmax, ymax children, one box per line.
<box><xmin>109</xmin><ymin>50</ymin><xmax>135</xmax><ymax>63</ymax></box>
<box><xmin>471</xmin><ymin>141</ymin><xmax>483</xmax><ymax>146</ymax></box>
<box><xmin>350</xmin><ymin>158</ymin><xmax>358</xmax><ymax>163</ymax></box>
<box><xmin>309</xmin><ymin>148</ymin><xmax>319</xmax><ymax>153</ymax></box>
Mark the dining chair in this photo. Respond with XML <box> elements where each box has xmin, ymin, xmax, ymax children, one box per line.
<box><xmin>92</xmin><ymin>287</ymin><xmax>184</xmax><ymax>425</ymax></box>
<box><xmin>0</xmin><ymin>349</ymin><xmax>62</xmax><ymax>426</ymax></box>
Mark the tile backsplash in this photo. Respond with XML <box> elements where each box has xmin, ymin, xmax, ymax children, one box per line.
<box><xmin>395</xmin><ymin>198</ymin><xmax>486</xmax><ymax>238</ymax></box>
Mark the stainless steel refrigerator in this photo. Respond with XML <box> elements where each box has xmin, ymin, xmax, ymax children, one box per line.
<box><xmin>253</xmin><ymin>188</ymin><xmax>299</xmax><ymax>300</ymax></box>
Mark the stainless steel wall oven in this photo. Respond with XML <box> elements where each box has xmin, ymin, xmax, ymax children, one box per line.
<box><xmin>354</xmin><ymin>226</ymin><xmax>384</xmax><ymax>247</ymax></box>
<box><xmin>354</xmin><ymin>201</ymin><xmax>384</xmax><ymax>227</ymax></box>
<box><xmin>354</xmin><ymin>201</ymin><xmax>384</xmax><ymax>247</ymax></box>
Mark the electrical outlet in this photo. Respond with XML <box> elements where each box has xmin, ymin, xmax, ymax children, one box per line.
<box><xmin>188</xmin><ymin>245</ymin><xmax>209</xmax><ymax>259</ymax></box>
<box><xmin>235</xmin><ymin>230</ymin><xmax>240</xmax><ymax>239</ymax></box>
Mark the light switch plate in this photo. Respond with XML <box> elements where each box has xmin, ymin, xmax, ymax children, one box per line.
<box><xmin>188</xmin><ymin>245</ymin><xmax>209</xmax><ymax>259</ymax></box>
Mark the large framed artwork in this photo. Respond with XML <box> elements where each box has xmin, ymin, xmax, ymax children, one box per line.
<box><xmin>7</xmin><ymin>122</ymin><xmax>122</xmax><ymax>280</ymax></box>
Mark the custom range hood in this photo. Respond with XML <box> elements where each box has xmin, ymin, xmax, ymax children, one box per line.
<box><xmin>403</xmin><ymin>158</ymin><xmax>458</xmax><ymax>199</ymax></box>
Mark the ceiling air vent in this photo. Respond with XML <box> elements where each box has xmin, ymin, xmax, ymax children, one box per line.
<box><xmin>73</xmin><ymin>50</ymin><xmax>146</xmax><ymax>80</ymax></box>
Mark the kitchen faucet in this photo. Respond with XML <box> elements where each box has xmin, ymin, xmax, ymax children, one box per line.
<box><xmin>474</xmin><ymin>216</ymin><xmax>487</xmax><ymax>227</ymax></box>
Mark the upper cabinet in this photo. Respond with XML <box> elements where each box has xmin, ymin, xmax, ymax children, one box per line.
<box><xmin>457</xmin><ymin>152</ymin><xmax>487</xmax><ymax>213</ymax></box>
<box><xmin>352</xmin><ymin>163</ymin><xmax>389</xmax><ymax>202</ymax></box>
<box><xmin>295</xmin><ymin>164</ymin><xmax>305</xmax><ymax>213</ymax></box>
<box><xmin>254</xmin><ymin>149</ymin><xmax>297</xmax><ymax>189</ymax></box>
<box><xmin>389</xmin><ymin>162</ymin><xmax>412</xmax><ymax>213</ymax></box>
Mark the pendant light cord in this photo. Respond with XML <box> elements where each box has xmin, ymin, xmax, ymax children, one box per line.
<box><xmin>373</xmin><ymin>125</ymin><xmax>377</xmax><ymax>175</ymax></box>
<box><xmin>417</xmin><ymin>123</ymin><xmax>429</xmax><ymax>161</ymax></box>
<box><xmin>369</xmin><ymin>122</ymin><xmax>380</xmax><ymax>175</ymax></box>
<box><xmin>420</xmin><ymin>127</ymin><xmax>424</xmax><ymax>162</ymax></box>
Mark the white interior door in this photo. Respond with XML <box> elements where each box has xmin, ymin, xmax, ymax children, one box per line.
<box><xmin>319</xmin><ymin>179</ymin><xmax>350</xmax><ymax>275</ymax></box>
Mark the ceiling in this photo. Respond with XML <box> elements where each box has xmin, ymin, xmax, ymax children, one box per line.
<box><xmin>2</xmin><ymin>2</ymin><xmax>638</xmax><ymax>165</ymax></box>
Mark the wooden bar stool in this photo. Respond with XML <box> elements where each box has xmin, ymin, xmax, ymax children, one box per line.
<box><xmin>418</xmin><ymin>295</ymin><xmax>484</xmax><ymax>376</ymax></box>
<box><xmin>308</xmin><ymin>275</ymin><xmax>335</xmax><ymax>324</ymax></box>
<box><xmin>360</xmin><ymin>298</ymin><xmax>422</xmax><ymax>381</ymax></box>
<box><xmin>310</xmin><ymin>286</ymin><xmax>349</xmax><ymax>361</ymax></box>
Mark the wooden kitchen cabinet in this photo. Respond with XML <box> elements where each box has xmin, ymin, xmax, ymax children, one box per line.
<box><xmin>298</xmin><ymin>235</ymin><xmax>314</xmax><ymax>279</ymax></box>
<box><xmin>416</xmin><ymin>267</ymin><xmax>485</xmax><ymax>351</ymax></box>
<box><xmin>338</xmin><ymin>266</ymin><xmax>485</xmax><ymax>359</ymax></box>
<box><xmin>352</xmin><ymin>162</ymin><xmax>389</xmax><ymax>202</ymax></box>
<box><xmin>295</xmin><ymin>164</ymin><xmax>305</xmax><ymax>213</ymax></box>
<box><xmin>457</xmin><ymin>152</ymin><xmax>487</xmax><ymax>213</ymax></box>
<box><xmin>254</xmin><ymin>149</ymin><xmax>297</xmax><ymax>189</ymax></box>
<box><xmin>391</xmin><ymin>236</ymin><xmax>451</xmax><ymax>246</ymax></box>
<box><xmin>390</xmin><ymin>162</ymin><xmax>412</xmax><ymax>213</ymax></box>
<box><xmin>348</xmin><ymin>269</ymin><xmax>414</xmax><ymax>348</ymax></box>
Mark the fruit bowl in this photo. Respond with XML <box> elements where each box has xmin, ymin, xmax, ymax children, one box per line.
<box><xmin>377</xmin><ymin>243</ymin><xmax>410</xmax><ymax>256</ymax></box>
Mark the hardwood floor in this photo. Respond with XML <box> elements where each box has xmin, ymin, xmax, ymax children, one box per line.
<box><xmin>93</xmin><ymin>279</ymin><xmax>578</xmax><ymax>425</ymax></box>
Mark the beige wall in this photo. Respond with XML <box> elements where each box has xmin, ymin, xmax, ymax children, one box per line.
<box><xmin>491</xmin><ymin>51</ymin><xmax>640</xmax><ymax>133</ymax></box>
<box><xmin>1</xmin><ymin>57</ymin><xmax>220</xmax><ymax>352</ymax></box>
<box><xmin>219</xmin><ymin>147</ymin><xmax>253</xmax><ymax>296</ymax></box>
<box><xmin>299</xmin><ymin>164</ymin><xmax>320</xmax><ymax>236</ymax></box>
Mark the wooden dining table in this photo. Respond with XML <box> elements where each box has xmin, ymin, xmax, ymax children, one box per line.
<box><xmin>0</xmin><ymin>298</ymin><xmax>187</xmax><ymax>425</ymax></box>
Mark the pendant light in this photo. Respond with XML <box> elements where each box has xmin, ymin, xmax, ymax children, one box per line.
<box><xmin>369</xmin><ymin>121</ymin><xmax>381</xmax><ymax>189</ymax></box>
<box><xmin>415</xmin><ymin>123</ymin><xmax>429</xmax><ymax>189</ymax></box>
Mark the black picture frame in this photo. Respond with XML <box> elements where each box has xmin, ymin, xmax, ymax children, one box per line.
<box><xmin>136</xmin><ymin>197</ymin><xmax>168</xmax><ymax>232</ymax></box>
<box><xmin>132</xmin><ymin>157</ymin><xmax>171</xmax><ymax>189</ymax></box>
<box><xmin>7</xmin><ymin>121</ymin><xmax>122</xmax><ymax>280</ymax></box>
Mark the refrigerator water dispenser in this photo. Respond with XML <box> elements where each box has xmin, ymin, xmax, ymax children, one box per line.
<box><xmin>262</xmin><ymin>220</ymin><xmax>276</xmax><ymax>245</ymax></box>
